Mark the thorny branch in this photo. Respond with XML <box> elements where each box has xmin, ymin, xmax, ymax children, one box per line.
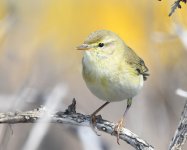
<box><xmin>0</xmin><ymin>99</ymin><xmax>154</xmax><ymax>150</ymax></box>
<box><xmin>169</xmin><ymin>0</ymin><xmax>186</xmax><ymax>16</ymax></box>
<box><xmin>169</xmin><ymin>100</ymin><xmax>187</xmax><ymax>150</ymax></box>
<box><xmin>158</xmin><ymin>0</ymin><xmax>186</xmax><ymax>16</ymax></box>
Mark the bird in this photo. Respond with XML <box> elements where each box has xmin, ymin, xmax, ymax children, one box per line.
<box><xmin>77</xmin><ymin>30</ymin><xmax>149</xmax><ymax>144</ymax></box>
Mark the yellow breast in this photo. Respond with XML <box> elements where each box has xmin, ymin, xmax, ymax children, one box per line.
<box><xmin>82</xmin><ymin>51</ymin><xmax>143</xmax><ymax>102</ymax></box>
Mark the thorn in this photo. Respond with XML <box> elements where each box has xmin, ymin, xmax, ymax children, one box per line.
<box><xmin>64</xmin><ymin>98</ymin><xmax>76</xmax><ymax>114</ymax></box>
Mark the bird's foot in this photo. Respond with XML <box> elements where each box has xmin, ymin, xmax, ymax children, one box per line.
<box><xmin>90</xmin><ymin>114</ymin><xmax>101</xmax><ymax>136</ymax></box>
<box><xmin>112</xmin><ymin>118</ymin><xmax>124</xmax><ymax>145</ymax></box>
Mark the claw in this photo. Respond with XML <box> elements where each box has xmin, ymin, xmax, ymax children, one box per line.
<box><xmin>90</xmin><ymin>115</ymin><xmax>101</xmax><ymax>136</ymax></box>
<box><xmin>89</xmin><ymin>102</ymin><xmax>110</xmax><ymax>136</ymax></box>
<box><xmin>112</xmin><ymin>118</ymin><xmax>124</xmax><ymax>145</ymax></box>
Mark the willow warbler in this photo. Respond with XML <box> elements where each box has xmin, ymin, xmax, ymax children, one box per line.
<box><xmin>77</xmin><ymin>30</ymin><xmax>149</xmax><ymax>143</ymax></box>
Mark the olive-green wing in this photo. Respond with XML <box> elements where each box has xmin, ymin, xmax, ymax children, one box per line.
<box><xmin>125</xmin><ymin>47</ymin><xmax>149</xmax><ymax>81</ymax></box>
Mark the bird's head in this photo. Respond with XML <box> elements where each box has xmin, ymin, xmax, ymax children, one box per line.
<box><xmin>77</xmin><ymin>30</ymin><xmax>125</xmax><ymax>59</ymax></box>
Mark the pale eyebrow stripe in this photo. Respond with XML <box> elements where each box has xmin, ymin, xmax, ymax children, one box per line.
<box><xmin>104</xmin><ymin>40</ymin><xmax>115</xmax><ymax>45</ymax></box>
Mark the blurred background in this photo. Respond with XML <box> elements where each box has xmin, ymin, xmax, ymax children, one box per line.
<box><xmin>0</xmin><ymin>0</ymin><xmax>187</xmax><ymax>150</ymax></box>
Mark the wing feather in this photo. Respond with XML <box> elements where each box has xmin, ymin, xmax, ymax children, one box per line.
<box><xmin>125</xmin><ymin>47</ymin><xmax>149</xmax><ymax>81</ymax></box>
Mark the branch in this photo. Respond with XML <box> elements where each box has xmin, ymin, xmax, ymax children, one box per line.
<box><xmin>169</xmin><ymin>100</ymin><xmax>187</xmax><ymax>150</ymax></box>
<box><xmin>0</xmin><ymin>99</ymin><xmax>154</xmax><ymax>150</ymax></box>
<box><xmin>169</xmin><ymin>0</ymin><xmax>186</xmax><ymax>17</ymax></box>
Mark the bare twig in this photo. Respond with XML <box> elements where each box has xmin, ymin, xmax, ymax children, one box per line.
<box><xmin>0</xmin><ymin>99</ymin><xmax>154</xmax><ymax>150</ymax></box>
<box><xmin>169</xmin><ymin>101</ymin><xmax>187</xmax><ymax>150</ymax></box>
<box><xmin>169</xmin><ymin>0</ymin><xmax>186</xmax><ymax>17</ymax></box>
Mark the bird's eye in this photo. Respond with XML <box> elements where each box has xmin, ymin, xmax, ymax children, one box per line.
<box><xmin>98</xmin><ymin>43</ymin><xmax>104</xmax><ymax>47</ymax></box>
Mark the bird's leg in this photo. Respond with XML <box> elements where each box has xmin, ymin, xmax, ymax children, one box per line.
<box><xmin>113</xmin><ymin>98</ymin><xmax>132</xmax><ymax>144</ymax></box>
<box><xmin>90</xmin><ymin>101</ymin><xmax>110</xmax><ymax>135</ymax></box>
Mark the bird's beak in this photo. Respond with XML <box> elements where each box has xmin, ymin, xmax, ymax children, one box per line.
<box><xmin>76</xmin><ymin>44</ymin><xmax>91</xmax><ymax>50</ymax></box>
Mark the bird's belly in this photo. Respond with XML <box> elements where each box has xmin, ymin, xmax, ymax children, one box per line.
<box><xmin>83</xmin><ymin>69</ymin><xmax>143</xmax><ymax>102</ymax></box>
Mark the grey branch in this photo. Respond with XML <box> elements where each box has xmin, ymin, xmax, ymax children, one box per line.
<box><xmin>169</xmin><ymin>100</ymin><xmax>187</xmax><ymax>150</ymax></box>
<box><xmin>0</xmin><ymin>99</ymin><xmax>154</xmax><ymax>150</ymax></box>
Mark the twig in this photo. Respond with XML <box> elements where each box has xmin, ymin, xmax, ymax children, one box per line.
<box><xmin>0</xmin><ymin>99</ymin><xmax>154</xmax><ymax>150</ymax></box>
<box><xmin>169</xmin><ymin>0</ymin><xmax>186</xmax><ymax>17</ymax></box>
<box><xmin>169</xmin><ymin>100</ymin><xmax>187</xmax><ymax>150</ymax></box>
